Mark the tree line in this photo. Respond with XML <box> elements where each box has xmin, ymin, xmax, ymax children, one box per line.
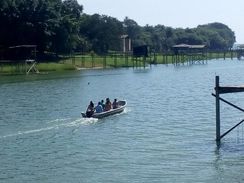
<box><xmin>0</xmin><ymin>0</ymin><xmax>236</xmax><ymax>57</ymax></box>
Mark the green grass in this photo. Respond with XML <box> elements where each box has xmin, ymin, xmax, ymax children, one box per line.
<box><xmin>0</xmin><ymin>62</ymin><xmax>76</xmax><ymax>75</ymax></box>
<box><xmin>0</xmin><ymin>51</ymin><xmax>237</xmax><ymax>75</ymax></box>
<box><xmin>0</xmin><ymin>65</ymin><xmax>23</xmax><ymax>74</ymax></box>
<box><xmin>37</xmin><ymin>63</ymin><xmax>75</xmax><ymax>72</ymax></box>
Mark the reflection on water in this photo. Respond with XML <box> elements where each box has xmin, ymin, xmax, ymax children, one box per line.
<box><xmin>1</xmin><ymin>60</ymin><xmax>244</xmax><ymax>182</ymax></box>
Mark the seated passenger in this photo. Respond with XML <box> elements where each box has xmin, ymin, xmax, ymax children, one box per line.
<box><xmin>100</xmin><ymin>99</ymin><xmax>105</xmax><ymax>110</ymax></box>
<box><xmin>104</xmin><ymin>98</ymin><xmax>112</xmax><ymax>111</ymax></box>
<box><xmin>86</xmin><ymin>101</ymin><xmax>94</xmax><ymax>117</ymax></box>
<box><xmin>112</xmin><ymin>99</ymin><xmax>118</xmax><ymax>109</ymax></box>
<box><xmin>95</xmin><ymin>102</ymin><xmax>103</xmax><ymax>113</ymax></box>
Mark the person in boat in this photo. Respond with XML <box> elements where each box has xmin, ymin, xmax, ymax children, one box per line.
<box><xmin>86</xmin><ymin>101</ymin><xmax>94</xmax><ymax>117</ymax></box>
<box><xmin>100</xmin><ymin>99</ymin><xmax>105</xmax><ymax>110</ymax></box>
<box><xmin>95</xmin><ymin>102</ymin><xmax>103</xmax><ymax>113</ymax></box>
<box><xmin>104</xmin><ymin>98</ymin><xmax>112</xmax><ymax>111</ymax></box>
<box><xmin>112</xmin><ymin>98</ymin><xmax>118</xmax><ymax>109</ymax></box>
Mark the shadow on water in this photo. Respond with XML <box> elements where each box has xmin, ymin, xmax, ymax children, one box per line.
<box><xmin>213</xmin><ymin>138</ymin><xmax>244</xmax><ymax>182</ymax></box>
<box><xmin>216</xmin><ymin>140</ymin><xmax>244</xmax><ymax>153</ymax></box>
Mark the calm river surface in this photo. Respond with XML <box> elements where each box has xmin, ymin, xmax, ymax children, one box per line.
<box><xmin>1</xmin><ymin>59</ymin><xmax>244</xmax><ymax>182</ymax></box>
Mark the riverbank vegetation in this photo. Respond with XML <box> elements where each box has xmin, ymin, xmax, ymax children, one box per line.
<box><xmin>0</xmin><ymin>0</ymin><xmax>237</xmax><ymax>74</ymax></box>
<box><xmin>0</xmin><ymin>0</ymin><xmax>236</xmax><ymax>58</ymax></box>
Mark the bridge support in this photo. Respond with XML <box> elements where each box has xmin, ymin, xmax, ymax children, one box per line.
<box><xmin>213</xmin><ymin>76</ymin><xmax>244</xmax><ymax>142</ymax></box>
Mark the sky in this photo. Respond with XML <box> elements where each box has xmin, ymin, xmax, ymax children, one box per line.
<box><xmin>78</xmin><ymin>0</ymin><xmax>244</xmax><ymax>43</ymax></box>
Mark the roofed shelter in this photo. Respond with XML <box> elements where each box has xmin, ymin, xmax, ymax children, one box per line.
<box><xmin>0</xmin><ymin>45</ymin><xmax>39</xmax><ymax>74</ymax></box>
<box><xmin>8</xmin><ymin>45</ymin><xmax>37</xmax><ymax>60</ymax></box>
<box><xmin>172</xmin><ymin>44</ymin><xmax>206</xmax><ymax>55</ymax></box>
<box><xmin>172</xmin><ymin>44</ymin><xmax>207</xmax><ymax>65</ymax></box>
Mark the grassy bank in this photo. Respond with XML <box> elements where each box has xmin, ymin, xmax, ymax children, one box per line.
<box><xmin>64</xmin><ymin>51</ymin><xmax>236</xmax><ymax>67</ymax></box>
<box><xmin>0</xmin><ymin>62</ymin><xmax>76</xmax><ymax>75</ymax></box>
<box><xmin>37</xmin><ymin>63</ymin><xmax>75</xmax><ymax>72</ymax></box>
<box><xmin>0</xmin><ymin>51</ymin><xmax>237</xmax><ymax>75</ymax></box>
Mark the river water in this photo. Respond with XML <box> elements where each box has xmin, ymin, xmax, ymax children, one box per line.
<box><xmin>1</xmin><ymin>59</ymin><xmax>244</xmax><ymax>182</ymax></box>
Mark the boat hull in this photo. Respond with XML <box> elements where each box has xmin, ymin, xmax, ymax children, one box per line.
<box><xmin>81</xmin><ymin>100</ymin><xmax>126</xmax><ymax>119</ymax></box>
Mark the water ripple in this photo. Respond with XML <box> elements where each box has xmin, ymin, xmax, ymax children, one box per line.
<box><xmin>1</xmin><ymin>61</ymin><xmax>244</xmax><ymax>182</ymax></box>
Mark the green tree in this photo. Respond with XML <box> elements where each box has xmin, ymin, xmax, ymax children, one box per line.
<box><xmin>80</xmin><ymin>14</ymin><xmax>123</xmax><ymax>54</ymax></box>
<box><xmin>53</xmin><ymin>0</ymin><xmax>83</xmax><ymax>54</ymax></box>
<box><xmin>197</xmin><ymin>22</ymin><xmax>235</xmax><ymax>49</ymax></box>
<box><xmin>123</xmin><ymin>17</ymin><xmax>142</xmax><ymax>47</ymax></box>
<box><xmin>0</xmin><ymin>1</ymin><xmax>236</xmax><ymax>57</ymax></box>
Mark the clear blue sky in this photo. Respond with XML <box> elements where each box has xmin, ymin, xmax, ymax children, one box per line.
<box><xmin>78</xmin><ymin>0</ymin><xmax>244</xmax><ymax>43</ymax></box>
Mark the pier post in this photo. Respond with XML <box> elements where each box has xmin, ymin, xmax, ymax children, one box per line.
<box><xmin>103</xmin><ymin>56</ymin><xmax>106</xmax><ymax>68</ymax></box>
<box><xmin>114</xmin><ymin>54</ymin><xmax>117</xmax><ymax>67</ymax></box>
<box><xmin>215</xmin><ymin>76</ymin><xmax>221</xmax><ymax>141</ymax></box>
<box><xmin>82</xmin><ymin>56</ymin><xmax>85</xmax><ymax>67</ymax></box>
<box><xmin>72</xmin><ymin>57</ymin><xmax>75</xmax><ymax>65</ymax></box>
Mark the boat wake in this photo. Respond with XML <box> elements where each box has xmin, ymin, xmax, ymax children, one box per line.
<box><xmin>123</xmin><ymin>107</ymin><xmax>131</xmax><ymax>114</ymax></box>
<box><xmin>47</xmin><ymin>118</ymin><xmax>71</xmax><ymax>124</ymax></box>
<box><xmin>0</xmin><ymin>117</ymin><xmax>98</xmax><ymax>139</ymax></box>
<box><xmin>0</xmin><ymin>108</ymin><xmax>129</xmax><ymax>139</ymax></box>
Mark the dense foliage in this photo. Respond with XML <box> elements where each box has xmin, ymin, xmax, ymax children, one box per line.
<box><xmin>0</xmin><ymin>0</ymin><xmax>236</xmax><ymax>56</ymax></box>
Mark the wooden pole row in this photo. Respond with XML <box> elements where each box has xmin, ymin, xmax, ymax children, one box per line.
<box><xmin>68</xmin><ymin>50</ymin><xmax>238</xmax><ymax>69</ymax></box>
